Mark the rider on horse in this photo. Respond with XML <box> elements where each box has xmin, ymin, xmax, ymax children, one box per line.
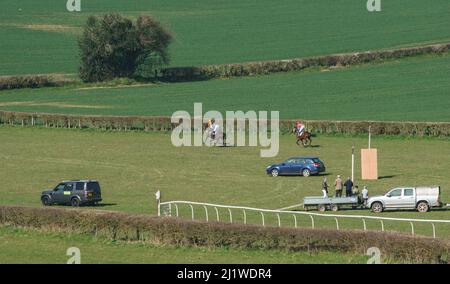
<box><xmin>295</xmin><ymin>121</ymin><xmax>305</xmax><ymax>137</ymax></box>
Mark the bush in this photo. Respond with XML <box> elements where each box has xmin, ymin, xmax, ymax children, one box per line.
<box><xmin>78</xmin><ymin>13</ymin><xmax>172</xmax><ymax>82</ymax></box>
<box><xmin>162</xmin><ymin>43</ymin><xmax>450</xmax><ymax>81</ymax></box>
<box><xmin>0</xmin><ymin>206</ymin><xmax>448</xmax><ymax>263</ymax></box>
<box><xmin>0</xmin><ymin>75</ymin><xmax>64</xmax><ymax>90</ymax></box>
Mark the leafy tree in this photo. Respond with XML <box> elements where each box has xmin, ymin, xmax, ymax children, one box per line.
<box><xmin>79</xmin><ymin>13</ymin><xmax>172</xmax><ymax>82</ymax></box>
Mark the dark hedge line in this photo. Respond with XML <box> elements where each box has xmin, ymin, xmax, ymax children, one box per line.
<box><xmin>0</xmin><ymin>206</ymin><xmax>448</xmax><ymax>263</ymax></box>
<box><xmin>0</xmin><ymin>75</ymin><xmax>66</xmax><ymax>90</ymax></box>
<box><xmin>1</xmin><ymin>110</ymin><xmax>449</xmax><ymax>137</ymax></box>
<box><xmin>161</xmin><ymin>43</ymin><xmax>450</xmax><ymax>81</ymax></box>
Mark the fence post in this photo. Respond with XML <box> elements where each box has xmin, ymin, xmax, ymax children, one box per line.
<box><xmin>260</xmin><ymin>212</ymin><xmax>265</xmax><ymax>227</ymax></box>
<box><xmin>203</xmin><ymin>206</ymin><xmax>209</xmax><ymax>222</ymax></box>
<box><xmin>293</xmin><ymin>214</ymin><xmax>297</xmax><ymax>228</ymax></box>
<box><xmin>228</xmin><ymin>208</ymin><xmax>232</xmax><ymax>223</ymax></box>
<box><xmin>310</xmin><ymin>215</ymin><xmax>315</xmax><ymax>229</ymax></box>
<box><xmin>431</xmin><ymin>223</ymin><xmax>436</xmax><ymax>238</ymax></box>
<box><xmin>174</xmin><ymin>204</ymin><xmax>179</xmax><ymax>217</ymax></box>
<box><xmin>189</xmin><ymin>204</ymin><xmax>194</xmax><ymax>220</ymax></box>
<box><xmin>277</xmin><ymin>213</ymin><xmax>281</xmax><ymax>227</ymax></box>
<box><xmin>380</xmin><ymin>220</ymin><xmax>384</xmax><ymax>232</ymax></box>
<box><xmin>243</xmin><ymin>210</ymin><xmax>247</xmax><ymax>225</ymax></box>
<box><xmin>410</xmin><ymin>221</ymin><xmax>414</xmax><ymax>235</ymax></box>
<box><xmin>335</xmin><ymin>217</ymin><xmax>339</xmax><ymax>230</ymax></box>
<box><xmin>155</xmin><ymin>190</ymin><xmax>161</xmax><ymax>217</ymax></box>
<box><xmin>214</xmin><ymin>207</ymin><xmax>219</xmax><ymax>222</ymax></box>
<box><xmin>362</xmin><ymin>218</ymin><xmax>367</xmax><ymax>231</ymax></box>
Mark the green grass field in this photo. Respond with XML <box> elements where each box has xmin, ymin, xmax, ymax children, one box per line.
<box><xmin>0</xmin><ymin>225</ymin><xmax>368</xmax><ymax>264</ymax></box>
<box><xmin>0</xmin><ymin>0</ymin><xmax>449</xmax><ymax>76</ymax></box>
<box><xmin>1</xmin><ymin>53</ymin><xmax>450</xmax><ymax>121</ymax></box>
<box><xmin>0</xmin><ymin>126</ymin><xmax>449</xmax><ymax>238</ymax></box>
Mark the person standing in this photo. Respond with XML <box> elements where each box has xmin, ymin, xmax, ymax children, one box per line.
<box><xmin>344</xmin><ymin>177</ymin><xmax>353</xmax><ymax>197</ymax></box>
<box><xmin>362</xmin><ymin>186</ymin><xmax>369</xmax><ymax>207</ymax></box>
<box><xmin>322</xmin><ymin>178</ymin><xmax>329</xmax><ymax>198</ymax></box>
<box><xmin>334</xmin><ymin>175</ymin><xmax>343</xmax><ymax>197</ymax></box>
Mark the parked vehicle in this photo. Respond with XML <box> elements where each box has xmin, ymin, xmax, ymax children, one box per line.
<box><xmin>266</xmin><ymin>156</ymin><xmax>326</xmax><ymax>177</ymax></box>
<box><xmin>41</xmin><ymin>180</ymin><xmax>102</xmax><ymax>207</ymax></box>
<box><xmin>367</xmin><ymin>186</ymin><xmax>443</xmax><ymax>213</ymax></box>
<box><xmin>303</xmin><ymin>196</ymin><xmax>363</xmax><ymax>211</ymax></box>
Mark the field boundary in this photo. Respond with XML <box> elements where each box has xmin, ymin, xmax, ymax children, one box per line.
<box><xmin>159</xmin><ymin>200</ymin><xmax>450</xmax><ymax>239</ymax></box>
<box><xmin>1</xmin><ymin>110</ymin><xmax>449</xmax><ymax>137</ymax></box>
<box><xmin>0</xmin><ymin>205</ymin><xmax>448</xmax><ymax>263</ymax></box>
<box><xmin>161</xmin><ymin>42</ymin><xmax>450</xmax><ymax>82</ymax></box>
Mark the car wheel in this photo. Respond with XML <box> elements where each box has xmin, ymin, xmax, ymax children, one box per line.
<box><xmin>302</xmin><ymin>169</ymin><xmax>311</xmax><ymax>177</ymax></box>
<box><xmin>371</xmin><ymin>202</ymin><xmax>383</xmax><ymax>213</ymax></box>
<box><xmin>71</xmin><ymin>198</ymin><xmax>80</xmax><ymax>207</ymax></box>
<box><xmin>41</xmin><ymin>196</ymin><xmax>51</xmax><ymax>206</ymax></box>
<box><xmin>416</xmin><ymin>202</ymin><xmax>429</xmax><ymax>213</ymax></box>
<box><xmin>317</xmin><ymin>204</ymin><xmax>326</xmax><ymax>212</ymax></box>
<box><xmin>331</xmin><ymin>204</ymin><xmax>339</xmax><ymax>212</ymax></box>
<box><xmin>271</xmin><ymin>169</ymin><xmax>279</xmax><ymax>177</ymax></box>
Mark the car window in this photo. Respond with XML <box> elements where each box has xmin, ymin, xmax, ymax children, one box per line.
<box><xmin>75</xmin><ymin>182</ymin><xmax>85</xmax><ymax>191</ymax></box>
<box><xmin>64</xmin><ymin>183</ymin><xmax>74</xmax><ymax>191</ymax></box>
<box><xmin>389</xmin><ymin>189</ymin><xmax>402</xmax><ymax>197</ymax></box>
<box><xmin>54</xmin><ymin>183</ymin><xmax>66</xmax><ymax>191</ymax></box>
<box><xmin>404</xmin><ymin>188</ymin><xmax>414</xmax><ymax>196</ymax></box>
<box><xmin>87</xmin><ymin>182</ymin><xmax>101</xmax><ymax>193</ymax></box>
<box><xmin>285</xmin><ymin>159</ymin><xmax>295</xmax><ymax>164</ymax></box>
<box><xmin>312</xmin><ymin>158</ymin><xmax>321</xmax><ymax>163</ymax></box>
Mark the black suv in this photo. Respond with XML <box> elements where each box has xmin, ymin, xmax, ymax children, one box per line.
<box><xmin>41</xmin><ymin>180</ymin><xmax>102</xmax><ymax>206</ymax></box>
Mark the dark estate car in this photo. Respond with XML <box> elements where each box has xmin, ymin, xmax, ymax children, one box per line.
<box><xmin>266</xmin><ymin>156</ymin><xmax>326</xmax><ymax>177</ymax></box>
<box><xmin>41</xmin><ymin>180</ymin><xmax>102</xmax><ymax>206</ymax></box>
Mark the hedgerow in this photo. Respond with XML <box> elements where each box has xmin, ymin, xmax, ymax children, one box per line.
<box><xmin>1</xmin><ymin>110</ymin><xmax>449</xmax><ymax>137</ymax></box>
<box><xmin>0</xmin><ymin>75</ymin><xmax>65</xmax><ymax>90</ymax></box>
<box><xmin>0</xmin><ymin>206</ymin><xmax>448</xmax><ymax>263</ymax></box>
<box><xmin>161</xmin><ymin>43</ymin><xmax>450</xmax><ymax>81</ymax></box>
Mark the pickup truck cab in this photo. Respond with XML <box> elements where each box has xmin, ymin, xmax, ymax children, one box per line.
<box><xmin>41</xmin><ymin>180</ymin><xmax>102</xmax><ymax>207</ymax></box>
<box><xmin>367</xmin><ymin>186</ymin><xmax>442</xmax><ymax>213</ymax></box>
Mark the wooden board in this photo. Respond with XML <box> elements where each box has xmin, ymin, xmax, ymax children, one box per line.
<box><xmin>361</xmin><ymin>148</ymin><xmax>378</xmax><ymax>180</ymax></box>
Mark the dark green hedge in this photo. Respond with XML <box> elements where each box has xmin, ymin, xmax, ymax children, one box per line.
<box><xmin>0</xmin><ymin>75</ymin><xmax>65</xmax><ymax>90</ymax></box>
<box><xmin>1</xmin><ymin>110</ymin><xmax>449</xmax><ymax>137</ymax></box>
<box><xmin>0</xmin><ymin>206</ymin><xmax>448</xmax><ymax>263</ymax></box>
<box><xmin>161</xmin><ymin>43</ymin><xmax>450</xmax><ymax>81</ymax></box>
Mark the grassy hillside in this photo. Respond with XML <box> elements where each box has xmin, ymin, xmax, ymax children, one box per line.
<box><xmin>0</xmin><ymin>126</ymin><xmax>449</xmax><ymax>237</ymax></box>
<box><xmin>0</xmin><ymin>226</ymin><xmax>368</xmax><ymax>263</ymax></box>
<box><xmin>0</xmin><ymin>0</ymin><xmax>449</xmax><ymax>75</ymax></box>
<box><xmin>1</xmin><ymin>54</ymin><xmax>449</xmax><ymax>121</ymax></box>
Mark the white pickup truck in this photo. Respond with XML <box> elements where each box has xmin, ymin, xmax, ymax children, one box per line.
<box><xmin>367</xmin><ymin>186</ymin><xmax>443</xmax><ymax>213</ymax></box>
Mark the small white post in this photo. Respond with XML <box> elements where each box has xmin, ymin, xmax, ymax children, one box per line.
<box><xmin>228</xmin><ymin>208</ymin><xmax>233</xmax><ymax>223</ymax></box>
<box><xmin>203</xmin><ymin>206</ymin><xmax>209</xmax><ymax>222</ymax></box>
<box><xmin>351</xmin><ymin>146</ymin><xmax>355</xmax><ymax>183</ymax></box>
<box><xmin>335</xmin><ymin>217</ymin><xmax>339</xmax><ymax>230</ymax></box>
<box><xmin>189</xmin><ymin>204</ymin><xmax>194</xmax><ymax>220</ymax></box>
<box><xmin>174</xmin><ymin>204</ymin><xmax>179</xmax><ymax>217</ymax></box>
<box><xmin>260</xmin><ymin>212</ymin><xmax>265</xmax><ymax>227</ymax></box>
<box><xmin>277</xmin><ymin>213</ymin><xmax>281</xmax><ymax>227</ymax></box>
<box><xmin>310</xmin><ymin>215</ymin><xmax>315</xmax><ymax>229</ymax></box>
<box><xmin>293</xmin><ymin>214</ymin><xmax>297</xmax><ymax>228</ymax></box>
<box><xmin>431</xmin><ymin>223</ymin><xmax>436</xmax><ymax>238</ymax></box>
<box><xmin>243</xmin><ymin>210</ymin><xmax>247</xmax><ymax>225</ymax></box>
<box><xmin>410</xmin><ymin>221</ymin><xmax>414</xmax><ymax>235</ymax></box>
<box><xmin>155</xmin><ymin>190</ymin><xmax>161</xmax><ymax>216</ymax></box>
<box><xmin>214</xmin><ymin>207</ymin><xmax>220</xmax><ymax>222</ymax></box>
<box><xmin>362</xmin><ymin>219</ymin><xmax>367</xmax><ymax>231</ymax></box>
<box><xmin>380</xmin><ymin>220</ymin><xmax>384</xmax><ymax>232</ymax></box>
<box><xmin>368</xmin><ymin>126</ymin><xmax>372</xmax><ymax>149</ymax></box>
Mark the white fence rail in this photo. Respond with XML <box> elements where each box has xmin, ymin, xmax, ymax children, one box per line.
<box><xmin>159</xmin><ymin>200</ymin><xmax>450</xmax><ymax>238</ymax></box>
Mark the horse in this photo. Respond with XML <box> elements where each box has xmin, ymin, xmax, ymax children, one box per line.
<box><xmin>293</xmin><ymin>128</ymin><xmax>312</xmax><ymax>147</ymax></box>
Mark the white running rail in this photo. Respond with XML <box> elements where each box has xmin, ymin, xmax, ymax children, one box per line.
<box><xmin>159</xmin><ymin>200</ymin><xmax>450</xmax><ymax>238</ymax></box>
